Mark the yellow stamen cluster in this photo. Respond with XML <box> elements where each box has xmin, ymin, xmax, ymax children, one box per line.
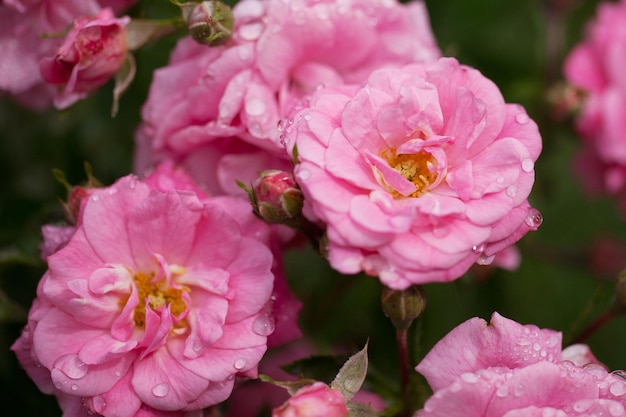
<box><xmin>380</xmin><ymin>148</ymin><xmax>438</xmax><ymax>198</ymax></box>
<box><xmin>130</xmin><ymin>271</ymin><xmax>189</xmax><ymax>328</ymax></box>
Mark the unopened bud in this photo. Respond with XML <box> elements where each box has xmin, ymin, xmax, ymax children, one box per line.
<box><xmin>182</xmin><ymin>0</ymin><xmax>234</xmax><ymax>46</ymax></box>
<box><xmin>250</xmin><ymin>170</ymin><xmax>304</xmax><ymax>224</ymax></box>
<box><xmin>381</xmin><ymin>285</ymin><xmax>426</xmax><ymax>330</ymax></box>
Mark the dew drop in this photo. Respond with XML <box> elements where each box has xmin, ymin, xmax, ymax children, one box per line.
<box><xmin>472</xmin><ymin>243</ymin><xmax>485</xmax><ymax>253</ymax></box>
<box><xmin>91</xmin><ymin>195</ymin><xmax>99</xmax><ymax>202</ymax></box>
<box><xmin>108</xmin><ymin>187</ymin><xmax>119</xmax><ymax>196</ymax></box>
<box><xmin>518</xmin><ymin>338</ymin><xmax>531</xmax><ymax>346</ymax></box>
<box><xmin>515</xmin><ymin>113</ymin><xmax>530</xmax><ymax>125</ymax></box>
<box><xmin>521</xmin><ymin>158</ymin><xmax>534</xmax><ymax>173</ymax></box>
<box><xmin>611</xmin><ymin>370</ymin><xmax>626</xmax><ymax>381</ymax></box>
<box><xmin>303</xmin><ymin>113</ymin><xmax>312</xmax><ymax>121</ymax></box>
<box><xmin>114</xmin><ymin>370</ymin><xmax>122</xmax><ymax>377</ymax></box>
<box><xmin>610</xmin><ymin>381</ymin><xmax>626</xmax><ymax>396</ymax></box>
<box><xmin>252</xmin><ymin>314</ymin><xmax>275</xmax><ymax>336</ymax></box>
<box><xmin>476</xmin><ymin>253</ymin><xmax>495</xmax><ymax>266</ymax></box>
<box><xmin>55</xmin><ymin>381</ymin><xmax>63</xmax><ymax>389</ymax></box>
<box><xmin>513</xmin><ymin>383</ymin><xmax>525</xmax><ymax>396</ymax></box>
<box><xmin>234</xmin><ymin>358</ymin><xmax>247</xmax><ymax>370</ymax></box>
<box><xmin>71</xmin><ymin>384</ymin><xmax>78</xmax><ymax>391</ymax></box>
<box><xmin>525</xmin><ymin>207</ymin><xmax>543</xmax><ymax>230</ymax></box>
<box><xmin>57</xmin><ymin>355</ymin><xmax>88</xmax><ymax>379</ymax></box>
<box><xmin>152</xmin><ymin>382</ymin><xmax>169</xmax><ymax>397</ymax></box>
<box><xmin>609</xmin><ymin>402</ymin><xmax>625</xmax><ymax>417</ymax></box>
<box><xmin>238</xmin><ymin>21</ymin><xmax>264</xmax><ymax>41</ymax></box>
<box><xmin>496</xmin><ymin>385</ymin><xmax>509</xmax><ymax>397</ymax></box>
<box><xmin>460</xmin><ymin>372</ymin><xmax>479</xmax><ymax>383</ymax></box>
<box><xmin>277</xmin><ymin>119</ymin><xmax>287</xmax><ymax>132</ymax></box>
<box><xmin>496</xmin><ymin>176</ymin><xmax>505</xmax><ymax>184</ymax></box>
<box><xmin>506</xmin><ymin>185</ymin><xmax>517</xmax><ymax>198</ymax></box>
<box><xmin>92</xmin><ymin>395</ymin><xmax>107</xmax><ymax>413</ymax></box>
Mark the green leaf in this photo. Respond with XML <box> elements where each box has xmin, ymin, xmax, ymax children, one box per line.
<box><xmin>331</xmin><ymin>342</ymin><xmax>368</xmax><ymax>401</ymax></box>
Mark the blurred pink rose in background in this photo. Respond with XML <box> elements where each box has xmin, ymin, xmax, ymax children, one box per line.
<box><xmin>39</xmin><ymin>7</ymin><xmax>130</xmax><ymax>109</ymax></box>
<box><xmin>0</xmin><ymin>0</ymin><xmax>136</xmax><ymax>109</ymax></box>
<box><xmin>272</xmin><ymin>382</ymin><xmax>348</xmax><ymax>417</ymax></box>
<box><xmin>12</xmin><ymin>171</ymin><xmax>277</xmax><ymax>416</ymax></box>
<box><xmin>415</xmin><ymin>312</ymin><xmax>626</xmax><ymax>417</ymax></box>
<box><xmin>135</xmin><ymin>0</ymin><xmax>440</xmax><ymax>197</ymax></box>
<box><xmin>564</xmin><ymin>0</ymin><xmax>626</xmax><ymax>216</ymax></box>
<box><xmin>288</xmin><ymin>58</ymin><xmax>542</xmax><ymax>289</ymax></box>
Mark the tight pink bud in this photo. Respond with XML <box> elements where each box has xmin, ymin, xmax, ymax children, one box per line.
<box><xmin>251</xmin><ymin>170</ymin><xmax>304</xmax><ymax>224</ymax></box>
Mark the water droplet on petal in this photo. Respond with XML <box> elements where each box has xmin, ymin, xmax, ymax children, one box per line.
<box><xmin>496</xmin><ymin>385</ymin><xmax>509</xmax><ymax>397</ymax></box>
<box><xmin>513</xmin><ymin>383</ymin><xmax>525</xmax><ymax>396</ymax></box>
<box><xmin>609</xmin><ymin>402</ymin><xmax>625</xmax><ymax>417</ymax></box>
<box><xmin>515</xmin><ymin>113</ymin><xmax>530</xmax><ymax>124</ymax></box>
<box><xmin>277</xmin><ymin>119</ymin><xmax>287</xmax><ymax>132</ymax></box>
<box><xmin>71</xmin><ymin>384</ymin><xmax>78</xmax><ymax>391</ymax></box>
<box><xmin>506</xmin><ymin>185</ymin><xmax>517</xmax><ymax>198</ymax></box>
<box><xmin>252</xmin><ymin>314</ymin><xmax>275</xmax><ymax>336</ymax></box>
<box><xmin>238</xmin><ymin>21</ymin><xmax>264</xmax><ymax>41</ymax></box>
<box><xmin>152</xmin><ymin>382</ymin><xmax>169</xmax><ymax>397</ymax></box>
<box><xmin>303</xmin><ymin>113</ymin><xmax>312</xmax><ymax>121</ymax></box>
<box><xmin>476</xmin><ymin>253</ymin><xmax>495</xmax><ymax>265</ymax></box>
<box><xmin>521</xmin><ymin>158</ymin><xmax>534</xmax><ymax>172</ymax></box>
<box><xmin>472</xmin><ymin>243</ymin><xmax>485</xmax><ymax>253</ymax></box>
<box><xmin>92</xmin><ymin>395</ymin><xmax>107</xmax><ymax>413</ymax></box>
<box><xmin>234</xmin><ymin>358</ymin><xmax>247</xmax><ymax>370</ymax></box>
<box><xmin>460</xmin><ymin>372</ymin><xmax>479</xmax><ymax>383</ymax></box>
<box><xmin>525</xmin><ymin>207</ymin><xmax>543</xmax><ymax>230</ymax></box>
<box><xmin>55</xmin><ymin>381</ymin><xmax>63</xmax><ymax>389</ymax></box>
<box><xmin>610</xmin><ymin>381</ymin><xmax>626</xmax><ymax>396</ymax></box>
<box><xmin>108</xmin><ymin>187</ymin><xmax>119</xmax><ymax>195</ymax></box>
<box><xmin>114</xmin><ymin>370</ymin><xmax>122</xmax><ymax>377</ymax></box>
<box><xmin>91</xmin><ymin>195</ymin><xmax>99</xmax><ymax>202</ymax></box>
<box><xmin>612</xmin><ymin>370</ymin><xmax>626</xmax><ymax>381</ymax></box>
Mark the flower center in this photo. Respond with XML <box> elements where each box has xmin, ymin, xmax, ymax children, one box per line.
<box><xmin>132</xmin><ymin>271</ymin><xmax>189</xmax><ymax>328</ymax></box>
<box><xmin>380</xmin><ymin>148</ymin><xmax>438</xmax><ymax>197</ymax></box>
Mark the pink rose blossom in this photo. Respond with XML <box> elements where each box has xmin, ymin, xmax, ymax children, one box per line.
<box><xmin>39</xmin><ymin>7</ymin><xmax>130</xmax><ymax>109</ymax></box>
<box><xmin>12</xmin><ymin>172</ymin><xmax>277</xmax><ymax>416</ymax></box>
<box><xmin>272</xmin><ymin>382</ymin><xmax>348</xmax><ymax>417</ymax></box>
<box><xmin>287</xmin><ymin>58</ymin><xmax>542</xmax><ymax>289</ymax></box>
<box><xmin>0</xmin><ymin>0</ymin><xmax>136</xmax><ymax>109</ymax></box>
<box><xmin>135</xmin><ymin>0</ymin><xmax>440</xmax><ymax>197</ymax></box>
<box><xmin>564</xmin><ymin>0</ymin><xmax>626</xmax><ymax>215</ymax></box>
<box><xmin>414</xmin><ymin>312</ymin><xmax>626</xmax><ymax>417</ymax></box>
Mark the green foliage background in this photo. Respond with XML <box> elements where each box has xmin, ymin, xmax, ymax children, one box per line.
<box><xmin>1</xmin><ymin>0</ymin><xmax>624</xmax><ymax>415</ymax></box>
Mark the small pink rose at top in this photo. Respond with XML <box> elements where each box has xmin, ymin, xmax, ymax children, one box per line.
<box><xmin>272</xmin><ymin>382</ymin><xmax>349</xmax><ymax>417</ymax></box>
<box><xmin>288</xmin><ymin>57</ymin><xmax>542</xmax><ymax>289</ymax></box>
<box><xmin>135</xmin><ymin>0</ymin><xmax>440</xmax><ymax>197</ymax></box>
<box><xmin>39</xmin><ymin>7</ymin><xmax>130</xmax><ymax>109</ymax></box>
<box><xmin>11</xmin><ymin>171</ymin><xmax>277</xmax><ymax>416</ymax></box>
<box><xmin>414</xmin><ymin>312</ymin><xmax>626</xmax><ymax>417</ymax></box>
<box><xmin>564</xmin><ymin>0</ymin><xmax>626</xmax><ymax>216</ymax></box>
<box><xmin>0</xmin><ymin>0</ymin><xmax>137</xmax><ymax>109</ymax></box>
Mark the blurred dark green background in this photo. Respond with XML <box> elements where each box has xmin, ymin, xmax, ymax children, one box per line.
<box><xmin>2</xmin><ymin>0</ymin><xmax>624</xmax><ymax>415</ymax></box>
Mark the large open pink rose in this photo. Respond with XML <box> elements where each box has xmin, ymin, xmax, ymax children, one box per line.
<box><xmin>12</xmin><ymin>172</ymin><xmax>276</xmax><ymax>416</ymax></box>
<box><xmin>288</xmin><ymin>58</ymin><xmax>542</xmax><ymax>289</ymax></box>
<box><xmin>415</xmin><ymin>313</ymin><xmax>626</xmax><ymax>417</ymax></box>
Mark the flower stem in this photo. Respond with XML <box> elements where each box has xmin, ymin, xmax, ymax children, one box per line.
<box><xmin>396</xmin><ymin>327</ymin><xmax>412</xmax><ymax>417</ymax></box>
<box><xmin>570</xmin><ymin>309</ymin><xmax>614</xmax><ymax>344</ymax></box>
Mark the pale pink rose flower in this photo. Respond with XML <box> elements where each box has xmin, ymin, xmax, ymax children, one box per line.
<box><xmin>287</xmin><ymin>58</ymin><xmax>542</xmax><ymax>289</ymax></box>
<box><xmin>11</xmin><ymin>173</ymin><xmax>276</xmax><ymax>416</ymax></box>
<box><xmin>0</xmin><ymin>0</ymin><xmax>136</xmax><ymax>108</ymax></box>
<box><xmin>272</xmin><ymin>382</ymin><xmax>348</xmax><ymax>417</ymax></box>
<box><xmin>564</xmin><ymin>0</ymin><xmax>626</xmax><ymax>215</ymax></box>
<box><xmin>135</xmin><ymin>0</ymin><xmax>440</xmax><ymax>196</ymax></box>
<box><xmin>39</xmin><ymin>7</ymin><xmax>130</xmax><ymax>109</ymax></box>
<box><xmin>414</xmin><ymin>312</ymin><xmax>626</xmax><ymax>417</ymax></box>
